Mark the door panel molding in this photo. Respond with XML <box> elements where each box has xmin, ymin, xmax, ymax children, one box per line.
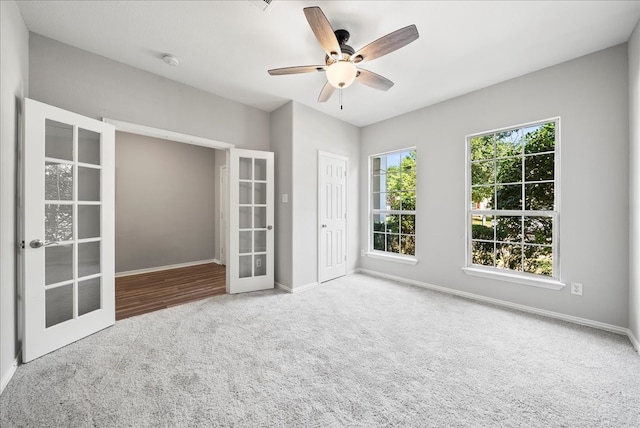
<box><xmin>318</xmin><ymin>151</ymin><xmax>348</xmax><ymax>284</ymax></box>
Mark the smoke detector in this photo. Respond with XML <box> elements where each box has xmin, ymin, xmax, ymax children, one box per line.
<box><xmin>162</xmin><ymin>54</ymin><xmax>179</xmax><ymax>67</ymax></box>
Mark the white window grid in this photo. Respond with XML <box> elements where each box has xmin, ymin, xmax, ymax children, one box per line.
<box><xmin>466</xmin><ymin>118</ymin><xmax>560</xmax><ymax>280</ymax></box>
<box><xmin>369</xmin><ymin>148</ymin><xmax>417</xmax><ymax>257</ymax></box>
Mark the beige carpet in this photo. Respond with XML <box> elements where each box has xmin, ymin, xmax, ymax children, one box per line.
<box><xmin>1</xmin><ymin>273</ymin><xmax>639</xmax><ymax>427</ymax></box>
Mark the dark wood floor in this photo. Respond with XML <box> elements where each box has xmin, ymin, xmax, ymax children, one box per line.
<box><xmin>115</xmin><ymin>263</ymin><xmax>226</xmax><ymax>321</ymax></box>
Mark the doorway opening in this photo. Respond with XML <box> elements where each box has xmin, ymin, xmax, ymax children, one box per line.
<box><xmin>106</xmin><ymin>119</ymin><xmax>233</xmax><ymax>320</ymax></box>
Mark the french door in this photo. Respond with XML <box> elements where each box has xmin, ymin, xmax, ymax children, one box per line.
<box><xmin>318</xmin><ymin>151</ymin><xmax>347</xmax><ymax>283</ymax></box>
<box><xmin>22</xmin><ymin>98</ymin><xmax>115</xmax><ymax>362</ymax></box>
<box><xmin>227</xmin><ymin>149</ymin><xmax>274</xmax><ymax>293</ymax></box>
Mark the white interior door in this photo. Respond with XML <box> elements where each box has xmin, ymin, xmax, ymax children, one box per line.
<box><xmin>22</xmin><ymin>98</ymin><xmax>115</xmax><ymax>362</ymax></box>
<box><xmin>318</xmin><ymin>151</ymin><xmax>347</xmax><ymax>283</ymax></box>
<box><xmin>227</xmin><ymin>148</ymin><xmax>274</xmax><ymax>294</ymax></box>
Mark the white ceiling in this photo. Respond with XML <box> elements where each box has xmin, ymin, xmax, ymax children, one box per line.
<box><xmin>16</xmin><ymin>1</ymin><xmax>640</xmax><ymax>127</ymax></box>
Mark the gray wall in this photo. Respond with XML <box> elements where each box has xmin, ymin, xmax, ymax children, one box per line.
<box><xmin>27</xmin><ymin>35</ymin><xmax>271</xmax><ymax>273</ymax></box>
<box><xmin>0</xmin><ymin>0</ymin><xmax>28</xmax><ymax>391</ymax></box>
<box><xmin>291</xmin><ymin>102</ymin><xmax>360</xmax><ymax>289</ymax></box>
<box><xmin>270</xmin><ymin>101</ymin><xmax>360</xmax><ymax>290</ymax></box>
<box><xmin>360</xmin><ymin>44</ymin><xmax>630</xmax><ymax>328</ymax></box>
<box><xmin>115</xmin><ymin>132</ymin><xmax>216</xmax><ymax>273</ymax></box>
<box><xmin>28</xmin><ymin>34</ymin><xmax>270</xmax><ymax>151</ymax></box>
<box><xmin>629</xmin><ymin>20</ymin><xmax>640</xmax><ymax>346</ymax></box>
<box><xmin>270</xmin><ymin>102</ymin><xmax>294</xmax><ymax>288</ymax></box>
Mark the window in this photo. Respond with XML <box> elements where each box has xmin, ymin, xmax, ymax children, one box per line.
<box><xmin>466</xmin><ymin>119</ymin><xmax>559</xmax><ymax>282</ymax></box>
<box><xmin>370</xmin><ymin>149</ymin><xmax>416</xmax><ymax>258</ymax></box>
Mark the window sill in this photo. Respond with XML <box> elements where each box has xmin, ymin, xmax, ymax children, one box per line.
<box><xmin>461</xmin><ymin>267</ymin><xmax>565</xmax><ymax>290</ymax></box>
<box><xmin>365</xmin><ymin>252</ymin><xmax>418</xmax><ymax>265</ymax></box>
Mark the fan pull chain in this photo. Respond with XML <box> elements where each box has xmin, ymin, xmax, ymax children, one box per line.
<box><xmin>339</xmin><ymin>89</ymin><xmax>343</xmax><ymax>110</ymax></box>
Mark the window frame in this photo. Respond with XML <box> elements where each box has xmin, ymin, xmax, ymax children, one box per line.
<box><xmin>463</xmin><ymin>118</ymin><xmax>565</xmax><ymax>290</ymax></box>
<box><xmin>367</xmin><ymin>147</ymin><xmax>418</xmax><ymax>264</ymax></box>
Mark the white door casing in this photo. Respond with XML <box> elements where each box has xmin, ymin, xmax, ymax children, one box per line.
<box><xmin>23</xmin><ymin>98</ymin><xmax>115</xmax><ymax>362</ymax></box>
<box><xmin>220</xmin><ymin>165</ymin><xmax>227</xmax><ymax>265</ymax></box>
<box><xmin>318</xmin><ymin>151</ymin><xmax>347</xmax><ymax>283</ymax></box>
<box><xmin>227</xmin><ymin>148</ymin><xmax>274</xmax><ymax>294</ymax></box>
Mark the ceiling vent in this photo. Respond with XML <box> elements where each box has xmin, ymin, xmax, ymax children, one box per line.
<box><xmin>248</xmin><ymin>0</ymin><xmax>272</xmax><ymax>12</ymax></box>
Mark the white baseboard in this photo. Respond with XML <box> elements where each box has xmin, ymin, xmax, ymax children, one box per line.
<box><xmin>1</xmin><ymin>355</ymin><xmax>20</xmax><ymax>395</ymax></box>
<box><xmin>115</xmin><ymin>259</ymin><xmax>217</xmax><ymax>278</ymax></box>
<box><xmin>275</xmin><ymin>281</ymin><xmax>319</xmax><ymax>294</ymax></box>
<box><xmin>628</xmin><ymin>328</ymin><xmax>640</xmax><ymax>354</ymax></box>
<box><xmin>357</xmin><ymin>269</ymin><xmax>629</xmax><ymax>336</ymax></box>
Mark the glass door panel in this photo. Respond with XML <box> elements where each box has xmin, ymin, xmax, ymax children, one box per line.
<box><xmin>78</xmin><ymin>205</ymin><xmax>100</xmax><ymax>239</ymax></box>
<box><xmin>254</xmin><ymin>231</ymin><xmax>266</xmax><ymax>252</ymax></box>
<box><xmin>78</xmin><ymin>241</ymin><xmax>101</xmax><ymax>277</ymax></box>
<box><xmin>254</xmin><ymin>158</ymin><xmax>267</xmax><ymax>181</ymax></box>
<box><xmin>239</xmin><ymin>157</ymin><xmax>252</xmax><ymax>180</ymax></box>
<box><xmin>45</xmin><ymin>244</ymin><xmax>73</xmax><ymax>285</ymax></box>
<box><xmin>78</xmin><ymin>167</ymin><xmax>100</xmax><ymax>201</ymax></box>
<box><xmin>239</xmin><ymin>231</ymin><xmax>253</xmax><ymax>254</ymax></box>
<box><xmin>23</xmin><ymin>98</ymin><xmax>115</xmax><ymax>363</ymax></box>
<box><xmin>45</xmin><ymin>204</ymin><xmax>73</xmax><ymax>242</ymax></box>
<box><xmin>45</xmin><ymin>162</ymin><xmax>73</xmax><ymax>201</ymax></box>
<box><xmin>239</xmin><ymin>207</ymin><xmax>252</xmax><ymax>229</ymax></box>
<box><xmin>42</xmin><ymin>109</ymin><xmax>103</xmax><ymax>325</ymax></box>
<box><xmin>228</xmin><ymin>149</ymin><xmax>273</xmax><ymax>293</ymax></box>
<box><xmin>46</xmin><ymin>284</ymin><xmax>74</xmax><ymax>328</ymax></box>
<box><xmin>239</xmin><ymin>182</ymin><xmax>252</xmax><ymax>204</ymax></box>
<box><xmin>254</xmin><ymin>207</ymin><xmax>267</xmax><ymax>229</ymax></box>
<box><xmin>254</xmin><ymin>183</ymin><xmax>266</xmax><ymax>204</ymax></box>
<box><xmin>239</xmin><ymin>255</ymin><xmax>252</xmax><ymax>278</ymax></box>
<box><xmin>45</xmin><ymin>120</ymin><xmax>73</xmax><ymax>161</ymax></box>
<box><xmin>78</xmin><ymin>128</ymin><xmax>101</xmax><ymax>165</ymax></box>
<box><xmin>78</xmin><ymin>277</ymin><xmax>101</xmax><ymax>316</ymax></box>
<box><xmin>254</xmin><ymin>254</ymin><xmax>266</xmax><ymax>277</ymax></box>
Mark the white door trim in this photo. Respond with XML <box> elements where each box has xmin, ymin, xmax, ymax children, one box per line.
<box><xmin>102</xmin><ymin>118</ymin><xmax>234</xmax><ymax>150</ymax></box>
<box><xmin>104</xmin><ymin>118</ymin><xmax>233</xmax><ymax>274</ymax></box>
<box><xmin>219</xmin><ymin>165</ymin><xmax>227</xmax><ymax>265</ymax></box>
<box><xmin>317</xmin><ymin>150</ymin><xmax>348</xmax><ymax>284</ymax></box>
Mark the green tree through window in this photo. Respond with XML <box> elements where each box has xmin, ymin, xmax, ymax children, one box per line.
<box><xmin>469</xmin><ymin>121</ymin><xmax>557</xmax><ymax>278</ymax></box>
<box><xmin>371</xmin><ymin>150</ymin><xmax>416</xmax><ymax>256</ymax></box>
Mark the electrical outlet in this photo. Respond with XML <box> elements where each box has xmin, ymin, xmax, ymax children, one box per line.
<box><xmin>361</xmin><ymin>250</ymin><xmax>365</xmax><ymax>256</ymax></box>
<box><xmin>571</xmin><ymin>282</ymin><xmax>583</xmax><ymax>296</ymax></box>
<box><xmin>256</xmin><ymin>259</ymin><xmax>262</xmax><ymax>268</ymax></box>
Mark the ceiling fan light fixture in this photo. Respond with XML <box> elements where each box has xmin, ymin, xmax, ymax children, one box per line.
<box><xmin>326</xmin><ymin>61</ymin><xmax>357</xmax><ymax>89</ymax></box>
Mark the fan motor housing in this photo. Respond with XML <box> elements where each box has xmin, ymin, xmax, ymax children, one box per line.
<box><xmin>326</xmin><ymin>29</ymin><xmax>355</xmax><ymax>64</ymax></box>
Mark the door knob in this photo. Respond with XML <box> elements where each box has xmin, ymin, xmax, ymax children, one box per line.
<box><xmin>29</xmin><ymin>239</ymin><xmax>59</xmax><ymax>249</ymax></box>
<box><xmin>267</xmin><ymin>225</ymin><xmax>273</xmax><ymax>230</ymax></box>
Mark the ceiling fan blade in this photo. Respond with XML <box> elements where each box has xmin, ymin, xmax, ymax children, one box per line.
<box><xmin>356</xmin><ymin>69</ymin><xmax>394</xmax><ymax>91</ymax></box>
<box><xmin>318</xmin><ymin>81</ymin><xmax>335</xmax><ymax>103</ymax></box>
<box><xmin>268</xmin><ymin>65</ymin><xmax>326</xmax><ymax>76</ymax></box>
<box><xmin>351</xmin><ymin>24</ymin><xmax>419</xmax><ymax>64</ymax></box>
<box><xmin>303</xmin><ymin>6</ymin><xmax>342</xmax><ymax>60</ymax></box>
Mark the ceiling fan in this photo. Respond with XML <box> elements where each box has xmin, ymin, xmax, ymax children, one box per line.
<box><xmin>268</xmin><ymin>6</ymin><xmax>419</xmax><ymax>103</ymax></box>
